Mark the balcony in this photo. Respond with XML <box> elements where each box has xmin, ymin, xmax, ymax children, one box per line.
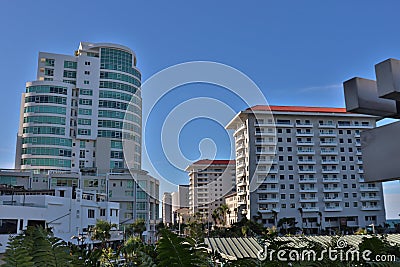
<box><xmin>297</xmin><ymin>149</ymin><xmax>315</xmax><ymax>155</ymax></box>
<box><xmin>357</xmin><ymin>160</ymin><xmax>363</xmax><ymax>165</ymax></box>
<box><xmin>355</xmin><ymin>132</ymin><xmax>361</xmax><ymax>138</ymax></box>
<box><xmin>358</xmin><ymin>169</ymin><xmax>364</xmax><ymax>174</ymax></box>
<box><xmin>320</xmin><ymin>149</ymin><xmax>338</xmax><ymax>155</ymax></box>
<box><xmin>319</xmin><ymin>123</ymin><xmax>336</xmax><ymax>128</ymax></box>
<box><xmin>297</xmin><ymin>160</ymin><xmax>316</xmax><ymax>164</ymax></box>
<box><xmin>236</xmin><ymin>161</ymin><xmax>245</xmax><ymax>168</ymax></box>
<box><xmin>297</xmin><ymin>141</ymin><xmax>314</xmax><ymax>146</ymax></box>
<box><xmin>237</xmin><ymin>170</ymin><xmax>245</xmax><ymax>177</ymax></box>
<box><xmin>263</xmin><ymin>178</ymin><xmax>278</xmax><ymax>183</ymax></box>
<box><xmin>321</xmin><ymin>160</ymin><xmax>339</xmax><ymax>164</ymax></box>
<box><xmin>258</xmin><ymin>207</ymin><xmax>280</xmax><ymax>213</ymax></box>
<box><xmin>325</xmin><ymin>206</ymin><xmax>343</xmax><ymax>212</ymax></box>
<box><xmin>257</xmin><ymin>187</ymin><xmax>279</xmax><ymax>193</ymax></box>
<box><xmin>299</xmin><ymin>178</ymin><xmax>317</xmax><ymax>183</ymax></box>
<box><xmin>237</xmin><ymin>179</ymin><xmax>246</xmax><ymax>187</ymax></box>
<box><xmin>322</xmin><ymin>178</ymin><xmax>340</xmax><ymax>183</ymax></box>
<box><xmin>298</xmin><ymin>168</ymin><xmax>316</xmax><ymax>174</ymax></box>
<box><xmin>361</xmin><ymin>206</ymin><xmax>382</xmax><ymax>211</ymax></box>
<box><xmin>257</xmin><ymin>198</ymin><xmax>279</xmax><ymax>203</ymax></box>
<box><xmin>236</xmin><ymin>134</ymin><xmax>245</xmax><ymax>141</ymax></box>
<box><xmin>360</xmin><ymin>196</ymin><xmax>381</xmax><ymax>201</ymax></box>
<box><xmin>236</xmin><ymin>143</ymin><xmax>246</xmax><ymax>151</ymax></box>
<box><xmin>256</xmin><ymin>150</ymin><xmax>275</xmax><ymax>155</ymax></box>
<box><xmin>356</xmin><ymin>150</ymin><xmax>362</xmax><ymax>156</ymax></box>
<box><xmin>299</xmin><ymin>197</ymin><xmax>318</xmax><ymax>202</ymax></box>
<box><xmin>323</xmin><ymin>197</ymin><xmax>342</xmax><ymax>202</ymax></box>
<box><xmin>323</xmin><ymin>187</ymin><xmax>341</xmax><ymax>192</ymax></box>
<box><xmin>276</xmin><ymin>121</ymin><xmax>294</xmax><ymax>127</ymax></box>
<box><xmin>322</xmin><ymin>169</ymin><xmax>340</xmax><ymax>174</ymax></box>
<box><xmin>236</xmin><ymin>153</ymin><xmax>245</xmax><ymax>159</ymax></box>
<box><xmin>296</xmin><ymin>131</ymin><xmax>314</xmax><ymax>137</ymax></box>
<box><xmin>296</xmin><ymin>123</ymin><xmax>313</xmax><ymax>128</ymax></box>
<box><xmin>302</xmin><ymin>207</ymin><xmax>319</xmax><ymax>212</ymax></box>
<box><xmin>320</xmin><ymin>141</ymin><xmax>337</xmax><ymax>146</ymax></box>
<box><xmin>299</xmin><ymin>187</ymin><xmax>318</xmax><ymax>193</ymax></box>
<box><xmin>234</xmin><ymin>124</ymin><xmax>246</xmax><ymax>135</ymax></box>
<box><xmin>255</xmin><ymin>131</ymin><xmax>275</xmax><ymax>136</ymax></box>
<box><xmin>360</xmin><ymin>186</ymin><xmax>379</xmax><ymax>192</ymax></box>
<box><xmin>255</xmin><ymin>140</ymin><xmax>276</xmax><ymax>145</ymax></box>
<box><xmin>257</xmin><ymin>159</ymin><xmax>276</xmax><ymax>165</ymax></box>
<box><xmin>319</xmin><ymin>131</ymin><xmax>337</xmax><ymax>137</ymax></box>
<box><xmin>237</xmin><ymin>190</ymin><xmax>247</xmax><ymax>196</ymax></box>
<box><xmin>356</xmin><ymin>142</ymin><xmax>362</xmax><ymax>147</ymax></box>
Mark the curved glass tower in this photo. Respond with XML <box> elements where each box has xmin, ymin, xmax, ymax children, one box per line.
<box><xmin>15</xmin><ymin>42</ymin><xmax>142</xmax><ymax>173</ymax></box>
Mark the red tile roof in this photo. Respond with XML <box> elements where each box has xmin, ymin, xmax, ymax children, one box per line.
<box><xmin>192</xmin><ymin>159</ymin><xmax>235</xmax><ymax>165</ymax></box>
<box><xmin>248</xmin><ymin>105</ymin><xmax>347</xmax><ymax>113</ymax></box>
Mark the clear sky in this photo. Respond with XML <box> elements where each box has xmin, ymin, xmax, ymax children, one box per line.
<box><xmin>0</xmin><ymin>0</ymin><xmax>399</xmax><ymax>218</ymax></box>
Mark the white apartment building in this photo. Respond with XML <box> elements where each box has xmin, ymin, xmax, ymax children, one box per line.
<box><xmin>162</xmin><ymin>192</ymin><xmax>172</xmax><ymax>225</ymax></box>
<box><xmin>187</xmin><ymin>160</ymin><xmax>236</xmax><ymax>222</ymax></box>
<box><xmin>15</xmin><ymin>42</ymin><xmax>142</xmax><ymax>173</ymax></box>
<box><xmin>226</xmin><ymin>105</ymin><xmax>386</xmax><ymax>233</ymax></box>
<box><xmin>0</xmin><ymin>168</ymin><xmax>160</xmax><ymax>243</ymax></box>
<box><xmin>0</xmin><ymin>186</ymin><xmax>120</xmax><ymax>253</ymax></box>
<box><xmin>171</xmin><ymin>185</ymin><xmax>190</xmax><ymax>224</ymax></box>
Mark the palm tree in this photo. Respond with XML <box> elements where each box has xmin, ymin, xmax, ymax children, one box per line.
<box><xmin>131</xmin><ymin>218</ymin><xmax>146</xmax><ymax>241</ymax></box>
<box><xmin>91</xmin><ymin>220</ymin><xmax>116</xmax><ymax>248</ymax></box>
<box><xmin>219</xmin><ymin>204</ymin><xmax>229</xmax><ymax>226</ymax></box>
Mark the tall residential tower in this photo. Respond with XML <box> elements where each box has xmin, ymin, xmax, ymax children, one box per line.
<box><xmin>15</xmin><ymin>42</ymin><xmax>142</xmax><ymax>173</ymax></box>
<box><xmin>226</xmin><ymin>106</ymin><xmax>386</xmax><ymax>233</ymax></box>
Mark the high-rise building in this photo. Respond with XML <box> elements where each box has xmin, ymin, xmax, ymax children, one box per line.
<box><xmin>15</xmin><ymin>42</ymin><xmax>142</xmax><ymax>173</ymax></box>
<box><xmin>226</xmin><ymin>106</ymin><xmax>386</xmax><ymax>233</ymax></box>
<box><xmin>171</xmin><ymin>185</ymin><xmax>190</xmax><ymax>224</ymax></box>
<box><xmin>162</xmin><ymin>192</ymin><xmax>172</xmax><ymax>225</ymax></box>
<box><xmin>186</xmin><ymin>160</ymin><xmax>236</xmax><ymax>222</ymax></box>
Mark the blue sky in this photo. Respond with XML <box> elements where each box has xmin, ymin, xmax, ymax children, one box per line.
<box><xmin>0</xmin><ymin>0</ymin><xmax>399</xmax><ymax>218</ymax></box>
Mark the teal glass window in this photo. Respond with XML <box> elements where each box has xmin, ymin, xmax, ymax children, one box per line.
<box><xmin>111</xmin><ymin>140</ymin><xmax>123</xmax><ymax>149</ymax></box>
<box><xmin>25</xmin><ymin>95</ymin><xmax>67</xmax><ymax>105</ymax></box>
<box><xmin>78</xmin><ymin>108</ymin><xmax>92</xmax><ymax>115</ymax></box>
<box><xmin>21</xmin><ymin>158</ymin><xmax>71</xmax><ymax>168</ymax></box>
<box><xmin>45</xmin><ymin>58</ymin><xmax>55</xmax><ymax>67</ymax></box>
<box><xmin>23</xmin><ymin>116</ymin><xmax>66</xmax><ymax>125</ymax></box>
<box><xmin>64</xmin><ymin>61</ymin><xmax>77</xmax><ymax>69</ymax></box>
<box><xmin>22</xmin><ymin>147</ymin><xmax>72</xmax><ymax>157</ymax></box>
<box><xmin>78</xmin><ymin>118</ymin><xmax>91</xmax><ymax>125</ymax></box>
<box><xmin>79</xmin><ymin>99</ymin><xmax>92</xmax><ymax>106</ymax></box>
<box><xmin>23</xmin><ymin>126</ymin><xmax>65</xmax><ymax>135</ymax></box>
<box><xmin>24</xmin><ymin>105</ymin><xmax>66</xmax><ymax>115</ymax></box>
<box><xmin>22</xmin><ymin>136</ymin><xmax>72</xmax><ymax>146</ymax></box>
<box><xmin>63</xmin><ymin>70</ymin><xmax>77</xmax><ymax>78</ymax></box>
<box><xmin>26</xmin><ymin>85</ymin><xmax>67</xmax><ymax>95</ymax></box>
<box><xmin>80</xmin><ymin>89</ymin><xmax>93</xmax><ymax>96</ymax></box>
<box><xmin>78</xmin><ymin>129</ymin><xmax>91</xmax><ymax>135</ymax></box>
<box><xmin>100</xmin><ymin>71</ymin><xmax>140</xmax><ymax>87</ymax></box>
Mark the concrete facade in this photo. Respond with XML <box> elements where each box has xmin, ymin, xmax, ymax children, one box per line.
<box><xmin>226</xmin><ymin>105</ymin><xmax>386</xmax><ymax>233</ymax></box>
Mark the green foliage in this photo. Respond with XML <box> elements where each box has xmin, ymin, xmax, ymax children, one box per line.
<box><xmin>157</xmin><ymin>229</ymin><xmax>206</xmax><ymax>267</ymax></box>
<box><xmin>3</xmin><ymin>234</ymin><xmax>34</xmax><ymax>267</ymax></box>
<box><xmin>3</xmin><ymin>226</ymin><xmax>73</xmax><ymax>267</ymax></box>
<box><xmin>91</xmin><ymin>220</ymin><xmax>115</xmax><ymax>246</ymax></box>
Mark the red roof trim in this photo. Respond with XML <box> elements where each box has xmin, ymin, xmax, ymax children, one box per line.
<box><xmin>248</xmin><ymin>105</ymin><xmax>347</xmax><ymax>113</ymax></box>
<box><xmin>192</xmin><ymin>159</ymin><xmax>235</xmax><ymax>165</ymax></box>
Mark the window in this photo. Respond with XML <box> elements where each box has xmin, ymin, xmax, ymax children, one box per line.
<box><xmin>290</xmin><ymin>184</ymin><xmax>294</xmax><ymax>189</ymax></box>
<box><xmin>64</xmin><ymin>61</ymin><xmax>77</xmax><ymax>69</ymax></box>
<box><xmin>344</xmin><ymin>193</ymin><xmax>349</xmax><ymax>198</ymax></box>
<box><xmin>287</xmin><ymin>147</ymin><xmax>292</xmax><ymax>152</ymax></box>
<box><xmin>344</xmin><ymin>184</ymin><xmax>348</xmax><ymax>189</ymax></box>
<box><xmin>44</xmin><ymin>58</ymin><xmax>55</xmax><ymax>66</ymax></box>
<box><xmin>280</xmin><ymin>184</ymin><xmax>285</xmax><ymax>189</ymax></box>
<box><xmin>286</xmin><ymin>129</ymin><xmax>291</xmax><ymax>133</ymax></box>
<box><xmin>45</xmin><ymin>68</ymin><xmax>54</xmax><ymax>76</ymax></box>
<box><xmin>84</xmin><ymin>80</ymin><xmax>89</xmax><ymax>84</ymax></box>
<box><xmin>290</xmin><ymin>194</ymin><xmax>294</xmax><ymax>199</ymax></box>
<box><xmin>85</xmin><ymin>61</ymin><xmax>91</xmax><ymax>65</ymax></box>
<box><xmin>345</xmin><ymin>202</ymin><xmax>350</xmax><ymax>207</ymax></box>
<box><xmin>88</xmin><ymin>209</ymin><xmax>95</xmax><ymax>218</ymax></box>
<box><xmin>84</xmin><ymin>70</ymin><xmax>90</xmax><ymax>75</ymax></box>
<box><xmin>281</xmin><ymin>194</ymin><xmax>286</xmax><ymax>199</ymax></box>
<box><xmin>290</xmin><ymin>203</ymin><xmax>295</xmax><ymax>208</ymax></box>
<box><xmin>353</xmin><ymin>202</ymin><xmax>358</xmax><ymax>207</ymax></box>
<box><xmin>287</xmin><ymin>138</ymin><xmax>291</xmax><ymax>142</ymax></box>
<box><xmin>0</xmin><ymin>219</ymin><xmax>18</xmax><ymax>234</ymax></box>
<box><xmin>281</xmin><ymin>204</ymin><xmax>286</xmax><ymax>208</ymax></box>
<box><xmin>289</xmin><ymin>175</ymin><xmax>293</xmax><ymax>180</ymax></box>
<box><xmin>100</xmin><ymin>209</ymin><xmax>106</xmax><ymax>216</ymax></box>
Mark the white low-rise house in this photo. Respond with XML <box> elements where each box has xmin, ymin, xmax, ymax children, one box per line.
<box><xmin>0</xmin><ymin>187</ymin><xmax>120</xmax><ymax>253</ymax></box>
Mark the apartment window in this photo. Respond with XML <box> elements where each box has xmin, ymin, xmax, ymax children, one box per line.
<box><xmin>352</xmin><ymin>193</ymin><xmax>357</xmax><ymax>198</ymax></box>
<box><xmin>278</xmin><ymin>129</ymin><xmax>282</xmax><ymax>133</ymax></box>
<box><xmin>289</xmin><ymin>175</ymin><xmax>293</xmax><ymax>180</ymax></box>
<box><xmin>287</xmin><ymin>147</ymin><xmax>292</xmax><ymax>152</ymax></box>
<box><xmin>349</xmin><ymin>156</ymin><xmax>354</xmax><ymax>161</ymax></box>
<box><xmin>80</xmin><ymin>150</ymin><xmax>85</xmax><ymax>158</ymax></box>
<box><xmin>280</xmin><ymin>184</ymin><xmax>285</xmax><ymax>189</ymax></box>
<box><xmin>286</xmin><ymin>129</ymin><xmax>291</xmax><ymax>133</ymax></box>
<box><xmin>349</xmin><ymin>148</ymin><xmax>353</xmax><ymax>152</ymax></box>
<box><xmin>342</xmin><ymin>166</ymin><xmax>346</xmax><ymax>170</ymax></box>
<box><xmin>45</xmin><ymin>68</ymin><xmax>54</xmax><ymax>76</ymax></box>
<box><xmin>339</xmin><ymin>130</ymin><xmax>343</xmax><ymax>134</ymax></box>
<box><xmin>347</xmin><ymin>130</ymin><xmax>351</xmax><ymax>134</ymax></box>
<box><xmin>340</xmin><ymin>147</ymin><xmax>345</xmax><ymax>152</ymax></box>
<box><xmin>344</xmin><ymin>184</ymin><xmax>348</xmax><ymax>189</ymax></box>
<box><xmin>88</xmin><ymin>209</ymin><xmax>95</xmax><ymax>218</ymax></box>
<box><xmin>279</xmin><ymin>156</ymin><xmax>284</xmax><ymax>161</ymax></box>
<box><xmin>44</xmin><ymin>58</ymin><xmax>55</xmax><ymax>66</ymax></box>
<box><xmin>280</xmin><ymin>175</ymin><xmax>284</xmax><ymax>180</ymax></box>
<box><xmin>350</xmin><ymin>165</ymin><xmax>355</xmax><ymax>170</ymax></box>
<box><xmin>280</xmin><ymin>194</ymin><xmax>286</xmax><ymax>200</ymax></box>
<box><xmin>290</xmin><ymin>203</ymin><xmax>295</xmax><ymax>208</ymax></box>
<box><xmin>279</xmin><ymin>165</ymin><xmax>284</xmax><ymax>170</ymax></box>
<box><xmin>288</xmin><ymin>156</ymin><xmax>292</xmax><ymax>161</ymax></box>
<box><xmin>281</xmin><ymin>204</ymin><xmax>286</xmax><ymax>208</ymax></box>
<box><xmin>84</xmin><ymin>80</ymin><xmax>89</xmax><ymax>84</ymax></box>
<box><xmin>345</xmin><ymin>202</ymin><xmax>350</xmax><ymax>208</ymax></box>
<box><xmin>347</xmin><ymin>139</ymin><xmax>352</xmax><ymax>143</ymax></box>
<box><xmin>278</xmin><ymin>147</ymin><xmax>283</xmax><ymax>152</ymax></box>
<box><xmin>290</xmin><ymin>194</ymin><xmax>295</xmax><ymax>199</ymax></box>
<box><xmin>351</xmin><ymin>175</ymin><xmax>356</xmax><ymax>179</ymax></box>
<box><xmin>290</xmin><ymin>184</ymin><xmax>294</xmax><ymax>189</ymax></box>
<box><xmin>278</xmin><ymin>138</ymin><xmax>282</xmax><ymax>142</ymax></box>
<box><xmin>287</xmin><ymin>138</ymin><xmax>291</xmax><ymax>142</ymax></box>
<box><xmin>85</xmin><ymin>61</ymin><xmax>91</xmax><ymax>65</ymax></box>
<box><xmin>341</xmin><ymin>156</ymin><xmax>345</xmax><ymax>161</ymax></box>
<box><xmin>100</xmin><ymin>209</ymin><xmax>106</xmax><ymax>216</ymax></box>
<box><xmin>84</xmin><ymin>70</ymin><xmax>90</xmax><ymax>75</ymax></box>
<box><xmin>353</xmin><ymin>202</ymin><xmax>358</xmax><ymax>207</ymax></box>
<box><xmin>339</xmin><ymin>139</ymin><xmax>344</xmax><ymax>143</ymax></box>
<box><xmin>352</xmin><ymin>184</ymin><xmax>356</xmax><ymax>189</ymax></box>
<box><xmin>288</xmin><ymin>165</ymin><xmax>293</xmax><ymax>170</ymax></box>
<box><xmin>344</xmin><ymin>193</ymin><xmax>348</xmax><ymax>198</ymax></box>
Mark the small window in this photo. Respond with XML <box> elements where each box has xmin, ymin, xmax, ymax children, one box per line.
<box><xmin>88</xmin><ymin>209</ymin><xmax>95</xmax><ymax>218</ymax></box>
